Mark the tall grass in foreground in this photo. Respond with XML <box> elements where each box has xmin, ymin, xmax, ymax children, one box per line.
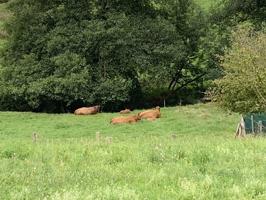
<box><xmin>0</xmin><ymin>104</ymin><xmax>266</xmax><ymax>199</ymax></box>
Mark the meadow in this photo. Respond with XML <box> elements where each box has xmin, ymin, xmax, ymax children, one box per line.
<box><xmin>1</xmin><ymin>104</ymin><xmax>266</xmax><ymax>199</ymax></box>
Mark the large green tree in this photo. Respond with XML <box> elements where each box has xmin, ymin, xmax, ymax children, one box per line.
<box><xmin>0</xmin><ymin>0</ymin><xmax>208</xmax><ymax>112</ymax></box>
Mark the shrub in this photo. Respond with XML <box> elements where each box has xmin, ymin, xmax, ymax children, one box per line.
<box><xmin>214</xmin><ymin>23</ymin><xmax>266</xmax><ymax>113</ymax></box>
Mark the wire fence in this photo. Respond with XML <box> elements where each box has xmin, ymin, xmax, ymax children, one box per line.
<box><xmin>244</xmin><ymin>114</ymin><xmax>266</xmax><ymax>134</ymax></box>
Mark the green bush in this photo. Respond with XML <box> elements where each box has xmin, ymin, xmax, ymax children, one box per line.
<box><xmin>214</xmin><ymin>24</ymin><xmax>266</xmax><ymax>113</ymax></box>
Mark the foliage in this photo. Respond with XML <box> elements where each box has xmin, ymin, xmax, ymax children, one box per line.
<box><xmin>203</xmin><ymin>0</ymin><xmax>266</xmax><ymax>79</ymax></box>
<box><xmin>211</xmin><ymin>0</ymin><xmax>266</xmax><ymax>26</ymax></box>
<box><xmin>0</xmin><ymin>0</ymin><xmax>211</xmax><ymax>112</ymax></box>
<box><xmin>150</xmin><ymin>0</ymin><xmax>210</xmax><ymax>100</ymax></box>
<box><xmin>0</xmin><ymin>2</ymin><xmax>10</xmax><ymax>45</ymax></box>
<box><xmin>195</xmin><ymin>23</ymin><xmax>230</xmax><ymax>82</ymax></box>
<box><xmin>214</xmin><ymin>24</ymin><xmax>266</xmax><ymax>113</ymax></box>
<box><xmin>197</xmin><ymin>0</ymin><xmax>266</xmax><ymax>107</ymax></box>
<box><xmin>194</xmin><ymin>0</ymin><xmax>217</xmax><ymax>10</ymax></box>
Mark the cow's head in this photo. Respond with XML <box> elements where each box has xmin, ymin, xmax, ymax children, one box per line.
<box><xmin>94</xmin><ymin>105</ymin><xmax>101</xmax><ymax>112</ymax></box>
<box><xmin>135</xmin><ymin>115</ymin><xmax>141</xmax><ymax>121</ymax></box>
<box><xmin>155</xmin><ymin>106</ymin><xmax>160</xmax><ymax>111</ymax></box>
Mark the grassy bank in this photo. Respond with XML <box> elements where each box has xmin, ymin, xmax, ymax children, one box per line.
<box><xmin>1</xmin><ymin>104</ymin><xmax>266</xmax><ymax>199</ymax></box>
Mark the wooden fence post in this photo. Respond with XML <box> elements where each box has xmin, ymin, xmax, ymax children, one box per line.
<box><xmin>235</xmin><ymin>115</ymin><xmax>246</xmax><ymax>138</ymax></box>
<box><xmin>251</xmin><ymin>115</ymin><xmax>254</xmax><ymax>134</ymax></box>
<box><xmin>258</xmin><ymin>121</ymin><xmax>263</xmax><ymax>134</ymax></box>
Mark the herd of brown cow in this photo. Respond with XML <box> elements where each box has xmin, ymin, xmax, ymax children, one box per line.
<box><xmin>74</xmin><ymin>106</ymin><xmax>161</xmax><ymax>124</ymax></box>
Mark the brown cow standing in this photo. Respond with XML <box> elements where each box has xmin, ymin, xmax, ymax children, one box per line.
<box><xmin>120</xmin><ymin>109</ymin><xmax>131</xmax><ymax>114</ymax></box>
<box><xmin>74</xmin><ymin>105</ymin><xmax>100</xmax><ymax>115</ymax></box>
<box><xmin>111</xmin><ymin>115</ymin><xmax>140</xmax><ymax>124</ymax></box>
<box><xmin>138</xmin><ymin>106</ymin><xmax>161</xmax><ymax>120</ymax></box>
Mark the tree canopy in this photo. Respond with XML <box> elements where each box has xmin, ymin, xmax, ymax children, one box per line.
<box><xmin>0</xmin><ymin>0</ymin><xmax>208</xmax><ymax>112</ymax></box>
<box><xmin>1</xmin><ymin>0</ymin><xmax>265</xmax><ymax>112</ymax></box>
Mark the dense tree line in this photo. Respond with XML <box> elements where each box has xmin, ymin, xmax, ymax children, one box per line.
<box><xmin>0</xmin><ymin>0</ymin><xmax>265</xmax><ymax>112</ymax></box>
<box><xmin>0</xmin><ymin>0</ymin><xmax>207</xmax><ymax>112</ymax></box>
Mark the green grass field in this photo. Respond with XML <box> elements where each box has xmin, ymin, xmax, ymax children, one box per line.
<box><xmin>1</xmin><ymin>104</ymin><xmax>266</xmax><ymax>199</ymax></box>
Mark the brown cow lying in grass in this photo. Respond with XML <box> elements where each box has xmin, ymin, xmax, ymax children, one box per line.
<box><xmin>74</xmin><ymin>105</ymin><xmax>100</xmax><ymax>115</ymax></box>
<box><xmin>111</xmin><ymin>115</ymin><xmax>140</xmax><ymax>124</ymax></box>
<box><xmin>120</xmin><ymin>109</ymin><xmax>131</xmax><ymax>114</ymax></box>
<box><xmin>138</xmin><ymin>106</ymin><xmax>161</xmax><ymax>121</ymax></box>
